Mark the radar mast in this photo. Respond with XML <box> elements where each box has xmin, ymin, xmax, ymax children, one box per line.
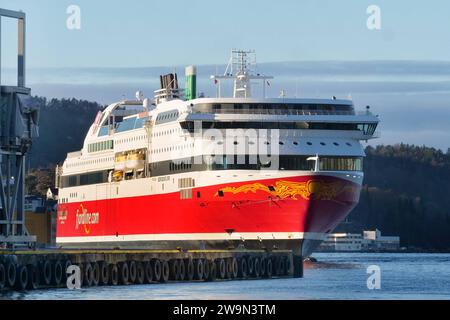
<box><xmin>211</xmin><ymin>49</ymin><xmax>273</xmax><ymax>98</ymax></box>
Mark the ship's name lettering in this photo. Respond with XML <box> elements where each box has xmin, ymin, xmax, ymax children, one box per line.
<box><xmin>75</xmin><ymin>211</ymin><xmax>100</xmax><ymax>229</ymax></box>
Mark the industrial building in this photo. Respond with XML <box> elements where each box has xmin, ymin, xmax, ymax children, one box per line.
<box><xmin>320</xmin><ymin>229</ymin><xmax>400</xmax><ymax>252</ymax></box>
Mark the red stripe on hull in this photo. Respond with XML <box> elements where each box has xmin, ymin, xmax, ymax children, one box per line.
<box><xmin>56</xmin><ymin>175</ymin><xmax>361</xmax><ymax>241</ymax></box>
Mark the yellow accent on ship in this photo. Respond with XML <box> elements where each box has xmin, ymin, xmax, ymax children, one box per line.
<box><xmin>115</xmin><ymin>153</ymin><xmax>127</xmax><ymax>162</ymax></box>
<box><xmin>127</xmin><ymin>150</ymin><xmax>145</xmax><ymax>161</ymax></box>
<box><xmin>112</xmin><ymin>170</ymin><xmax>123</xmax><ymax>181</ymax></box>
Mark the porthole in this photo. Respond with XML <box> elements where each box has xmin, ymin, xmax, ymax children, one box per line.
<box><xmin>293</xmin><ymin>142</ymin><xmax>298</xmax><ymax>145</ymax></box>
<box><xmin>307</xmin><ymin>142</ymin><xmax>312</xmax><ymax>146</ymax></box>
<box><xmin>333</xmin><ymin>142</ymin><xmax>339</xmax><ymax>146</ymax></box>
<box><xmin>279</xmin><ymin>142</ymin><xmax>284</xmax><ymax>145</ymax></box>
<box><xmin>320</xmin><ymin>142</ymin><xmax>326</xmax><ymax>146</ymax></box>
<box><xmin>346</xmin><ymin>142</ymin><xmax>352</xmax><ymax>146</ymax></box>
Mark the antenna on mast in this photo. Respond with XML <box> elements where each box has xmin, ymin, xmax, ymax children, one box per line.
<box><xmin>210</xmin><ymin>49</ymin><xmax>273</xmax><ymax>98</ymax></box>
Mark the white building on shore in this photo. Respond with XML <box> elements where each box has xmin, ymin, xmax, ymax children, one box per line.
<box><xmin>320</xmin><ymin>229</ymin><xmax>400</xmax><ymax>252</ymax></box>
<box><xmin>321</xmin><ymin>233</ymin><xmax>363</xmax><ymax>251</ymax></box>
<box><xmin>362</xmin><ymin>229</ymin><xmax>400</xmax><ymax>251</ymax></box>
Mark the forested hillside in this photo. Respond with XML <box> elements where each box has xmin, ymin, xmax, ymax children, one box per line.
<box><xmin>347</xmin><ymin>145</ymin><xmax>450</xmax><ymax>250</ymax></box>
<box><xmin>28</xmin><ymin>96</ymin><xmax>102</xmax><ymax>168</ymax></box>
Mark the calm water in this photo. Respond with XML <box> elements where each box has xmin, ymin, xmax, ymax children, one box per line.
<box><xmin>2</xmin><ymin>253</ymin><xmax>450</xmax><ymax>300</ymax></box>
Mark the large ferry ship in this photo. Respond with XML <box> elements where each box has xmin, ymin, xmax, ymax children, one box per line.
<box><xmin>55</xmin><ymin>50</ymin><xmax>379</xmax><ymax>260</ymax></box>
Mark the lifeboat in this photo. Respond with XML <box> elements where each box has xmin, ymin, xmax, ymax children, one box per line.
<box><xmin>112</xmin><ymin>170</ymin><xmax>123</xmax><ymax>181</ymax></box>
<box><xmin>126</xmin><ymin>150</ymin><xmax>145</xmax><ymax>170</ymax></box>
<box><xmin>114</xmin><ymin>153</ymin><xmax>127</xmax><ymax>171</ymax></box>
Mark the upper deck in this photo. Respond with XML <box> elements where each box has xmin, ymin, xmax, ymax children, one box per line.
<box><xmin>188</xmin><ymin>97</ymin><xmax>355</xmax><ymax>115</ymax></box>
<box><xmin>60</xmin><ymin>50</ymin><xmax>380</xmax><ymax>177</ymax></box>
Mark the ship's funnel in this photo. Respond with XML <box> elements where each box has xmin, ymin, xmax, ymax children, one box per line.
<box><xmin>160</xmin><ymin>73</ymin><xmax>179</xmax><ymax>90</ymax></box>
<box><xmin>185</xmin><ymin>65</ymin><xmax>196</xmax><ymax>100</ymax></box>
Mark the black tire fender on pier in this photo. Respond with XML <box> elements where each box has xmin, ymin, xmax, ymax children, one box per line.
<box><xmin>6</xmin><ymin>262</ymin><xmax>17</xmax><ymax>288</ymax></box>
<box><xmin>169</xmin><ymin>259</ymin><xmax>179</xmax><ymax>281</ymax></box>
<box><xmin>161</xmin><ymin>260</ymin><xmax>170</xmax><ymax>283</ymax></box>
<box><xmin>231</xmin><ymin>258</ymin><xmax>238</xmax><ymax>279</ymax></box>
<box><xmin>27</xmin><ymin>264</ymin><xmax>40</xmax><ymax>290</ymax></box>
<box><xmin>279</xmin><ymin>257</ymin><xmax>286</xmax><ymax>276</ymax></box>
<box><xmin>238</xmin><ymin>257</ymin><xmax>248</xmax><ymax>279</ymax></box>
<box><xmin>63</xmin><ymin>259</ymin><xmax>72</xmax><ymax>281</ymax></box>
<box><xmin>226</xmin><ymin>258</ymin><xmax>233</xmax><ymax>279</ymax></box>
<box><xmin>203</xmin><ymin>259</ymin><xmax>210</xmax><ymax>281</ymax></box>
<box><xmin>41</xmin><ymin>260</ymin><xmax>52</xmax><ymax>286</ymax></box>
<box><xmin>207</xmin><ymin>260</ymin><xmax>216</xmax><ymax>281</ymax></box>
<box><xmin>247</xmin><ymin>256</ymin><xmax>254</xmax><ymax>277</ymax></box>
<box><xmin>186</xmin><ymin>259</ymin><xmax>194</xmax><ymax>281</ymax></box>
<box><xmin>128</xmin><ymin>261</ymin><xmax>137</xmax><ymax>283</ymax></box>
<box><xmin>194</xmin><ymin>259</ymin><xmax>204</xmax><ymax>281</ymax></box>
<box><xmin>254</xmin><ymin>257</ymin><xmax>261</xmax><ymax>278</ymax></box>
<box><xmin>109</xmin><ymin>264</ymin><xmax>119</xmax><ymax>286</ymax></box>
<box><xmin>152</xmin><ymin>259</ymin><xmax>162</xmax><ymax>282</ymax></box>
<box><xmin>118</xmin><ymin>262</ymin><xmax>129</xmax><ymax>285</ymax></box>
<box><xmin>99</xmin><ymin>262</ymin><xmax>109</xmax><ymax>285</ymax></box>
<box><xmin>260</xmin><ymin>257</ymin><xmax>267</xmax><ymax>277</ymax></box>
<box><xmin>135</xmin><ymin>262</ymin><xmax>145</xmax><ymax>284</ymax></box>
<box><xmin>217</xmin><ymin>258</ymin><xmax>226</xmax><ymax>279</ymax></box>
<box><xmin>15</xmin><ymin>265</ymin><xmax>28</xmax><ymax>291</ymax></box>
<box><xmin>0</xmin><ymin>263</ymin><xmax>5</xmax><ymax>290</ymax></box>
<box><xmin>83</xmin><ymin>263</ymin><xmax>93</xmax><ymax>287</ymax></box>
<box><xmin>91</xmin><ymin>262</ymin><xmax>100</xmax><ymax>286</ymax></box>
<box><xmin>266</xmin><ymin>258</ymin><xmax>273</xmax><ymax>278</ymax></box>
<box><xmin>274</xmin><ymin>256</ymin><xmax>281</xmax><ymax>276</ymax></box>
<box><xmin>52</xmin><ymin>260</ymin><xmax>63</xmax><ymax>286</ymax></box>
<box><xmin>178</xmin><ymin>259</ymin><xmax>186</xmax><ymax>281</ymax></box>
<box><xmin>144</xmin><ymin>261</ymin><xmax>153</xmax><ymax>283</ymax></box>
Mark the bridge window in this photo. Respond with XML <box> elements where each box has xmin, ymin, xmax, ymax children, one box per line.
<box><xmin>116</xmin><ymin>117</ymin><xmax>137</xmax><ymax>133</ymax></box>
<box><xmin>319</xmin><ymin>157</ymin><xmax>362</xmax><ymax>171</ymax></box>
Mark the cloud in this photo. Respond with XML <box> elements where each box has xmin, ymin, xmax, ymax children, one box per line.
<box><xmin>9</xmin><ymin>60</ymin><xmax>450</xmax><ymax>151</ymax></box>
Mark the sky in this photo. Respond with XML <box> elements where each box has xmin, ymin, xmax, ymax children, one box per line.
<box><xmin>1</xmin><ymin>0</ymin><xmax>450</xmax><ymax>150</ymax></box>
<box><xmin>2</xmin><ymin>0</ymin><xmax>450</xmax><ymax>67</ymax></box>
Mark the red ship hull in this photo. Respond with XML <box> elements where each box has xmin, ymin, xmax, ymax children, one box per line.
<box><xmin>56</xmin><ymin>174</ymin><xmax>361</xmax><ymax>257</ymax></box>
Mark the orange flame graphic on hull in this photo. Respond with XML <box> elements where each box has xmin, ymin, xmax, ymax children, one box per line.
<box><xmin>215</xmin><ymin>180</ymin><xmax>356</xmax><ymax>201</ymax></box>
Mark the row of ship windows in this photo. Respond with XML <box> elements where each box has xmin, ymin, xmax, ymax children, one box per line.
<box><xmin>68</xmin><ymin>140</ymin><xmax>355</xmax><ymax>169</ymax></box>
<box><xmin>151</xmin><ymin>143</ymin><xmax>195</xmax><ymax>154</ymax></box>
<box><xmin>325</xmin><ymin>241</ymin><xmax>361</xmax><ymax>244</ymax></box>
<box><xmin>152</xmin><ymin>128</ymin><xmax>182</xmax><ymax>137</ymax></box>
<box><xmin>59</xmin><ymin>155</ymin><xmax>363</xmax><ymax>188</ymax></box>
<box><xmin>116</xmin><ymin>135</ymin><xmax>147</xmax><ymax>145</ymax></box>
<box><xmin>88</xmin><ymin>140</ymin><xmax>114</xmax><ymax>153</ymax></box>
<box><xmin>114</xmin><ymin>129</ymin><xmax>181</xmax><ymax>145</ymax></box>
<box><xmin>72</xmin><ymin>139</ymin><xmax>354</xmax><ymax>167</ymax></box>
<box><xmin>148</xmin><ymin>141</ymin><xmax>353</xmax><ymax>155</ymax></box>
<box><xmin>155</xmin><ymin>111</ymin><xmax>179</xmax><ymax>123</ymax></box>
<box><xmin>181</xmin><ymin>121</ymin><xmax>377</xmax><ymax>135</ymax></box>
<box><xmin>66</xmin><ymin>157</ymin><xmax>114</xmax><ymax>169</ymax></box>
<box><xmin>88</xmin><ymin>139</ymin><xmax>352</xmax><ymax>155</ymax></box>
<box><xmin>149</xmin><ymin>155</ymin><xmax>364</xmax><ymax>176</ymax></box>
<box><xmin>224</xmin><ymin>140</ymin><xmax>353</xmax><ymax>147</ymax></box>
